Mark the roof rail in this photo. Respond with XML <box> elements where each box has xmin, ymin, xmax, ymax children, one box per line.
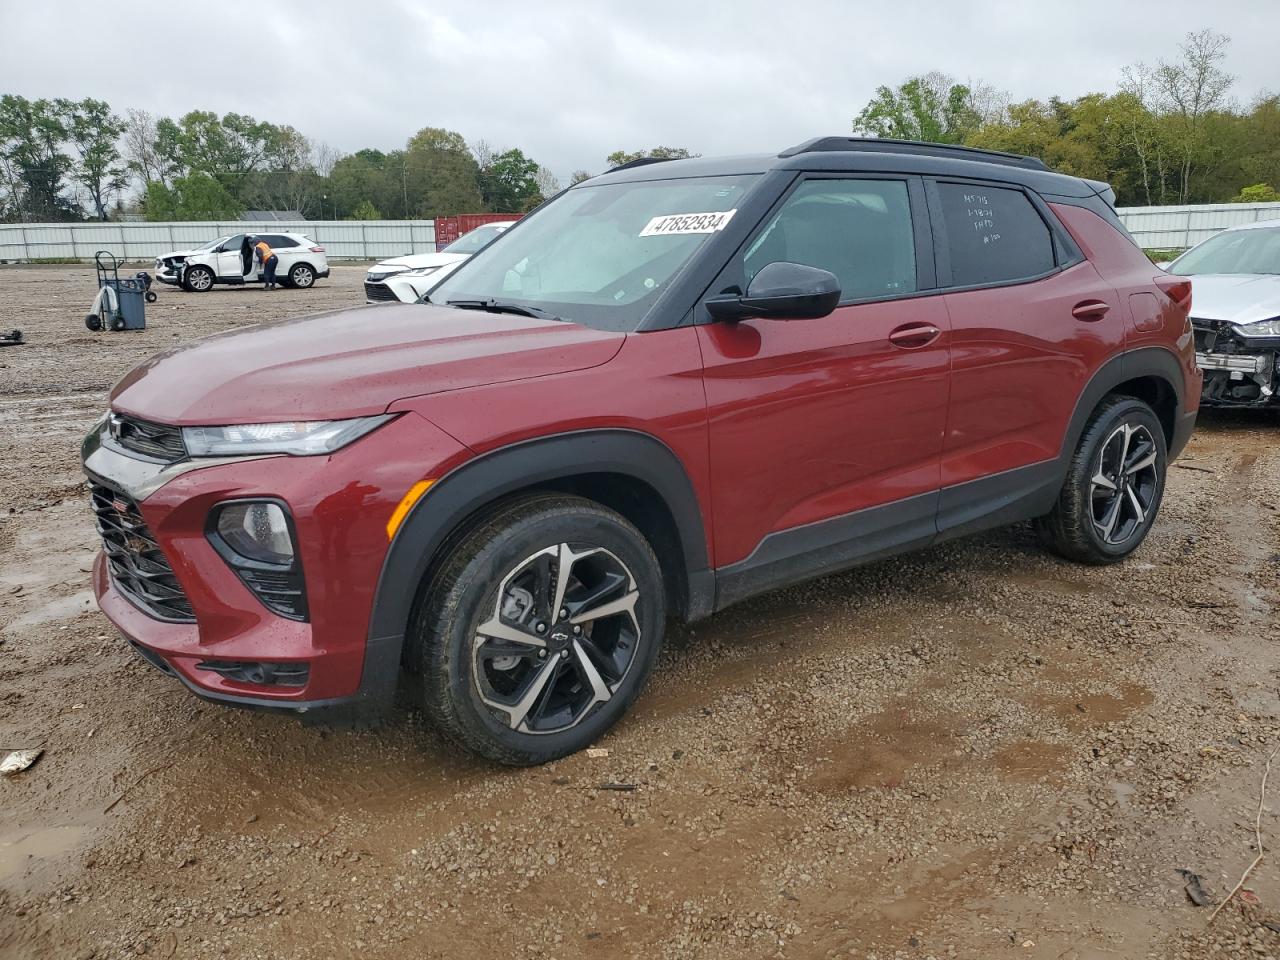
<box><xmin>606</xmin><ymin>156</ymin><xmax>679</xmax><ymax>173</ymax></box>
<box><xmin>779</xmin><ymin>136</ymin><xmax>1049</xmax><ymax>171</ymax></box>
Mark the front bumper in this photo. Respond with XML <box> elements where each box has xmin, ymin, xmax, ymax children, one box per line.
<box><xmin>83</xmin><ymin>411</ymin><xmax>471</xmax><ymax>712</ymax></box>
<box><xmin>1193</xmin><ymin>319</ymin><xmax>1280</xmax><ymax>406</ymax></box>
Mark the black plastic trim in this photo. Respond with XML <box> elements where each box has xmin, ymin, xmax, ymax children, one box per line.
<box><xmin>206</xmin><ymin>498</ymin><xmax>309</xmax><ymax>622</ymax></box>
<box><xmin>779</xmin><ymin>136</ymin><xmax>1048</xmax><ymax>170</ymax></box>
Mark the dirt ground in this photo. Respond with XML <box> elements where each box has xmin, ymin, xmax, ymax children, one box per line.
<box><xmin>2</xmin><ymin>263</ymin><xmax>1280</xmax><ymax>959</ymax></box>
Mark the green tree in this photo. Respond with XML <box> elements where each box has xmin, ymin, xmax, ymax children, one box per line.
<box><xmin>569</xmin><ymin>169</ymin><xmax>592</xmax><ymax>184</ymax></box>
<box><xmin>64</xmin><ymin>98</ymin><xmax>127</xmax><ymax>220</ymax></box>
<box><xmin>1232</xmin><ymin>183</ymin><xmax>1280</xmax><ymax>202</ymax></box>
<box><xmin>605</xmin><ymin>146</ymin><xmax>695</xmax><ymax>167</ymax></box>
<box><xmin>854</xmin><ymin>73</ymin><xmax>986</xmax><ymax>144</ymax></box>
<box><xmin>143</xmin><ymin>172</ymin><xmax>241</xmax><ymax>220</ymax></box>
<box><xmin>404</xmin><ymin>127</ymin><xmax>482</xmax><ymax>218</ymax></box>
<box><xmin>0</xmin><ymin>94</ymin><xmax>77</xmax><ymax>221</ymax></box>
<box><xmin>329</xmin><ymin>148</ymin><xmax>405</xmax><ymax>218</ymax></box>
<box><xmin>348</xmin><ymin>199</ymin><xmax>382</xmax><ymax>219</ymax></box>
<box><xmin>479</xmin><ymin>147</ymin><xmax>540</xmax><ymax>212</ymax></box>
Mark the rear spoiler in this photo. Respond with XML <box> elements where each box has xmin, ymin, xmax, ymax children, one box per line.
<box><xmin>1083</xmin><ymin>178</ymin><xmax>1117</xmax><ymax>209</ymax></box>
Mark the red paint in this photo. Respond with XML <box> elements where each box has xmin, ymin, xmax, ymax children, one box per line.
<box><xmin>91</xmin><ymin>198</ymin><xmax>1199</xmax><ymax>706</ymax></box>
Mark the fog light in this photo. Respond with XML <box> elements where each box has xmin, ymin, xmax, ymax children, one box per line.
<box><xmin>216</xmin><ymin>502</ymin><xmax>294</xmax><ymax>564</ymax></box>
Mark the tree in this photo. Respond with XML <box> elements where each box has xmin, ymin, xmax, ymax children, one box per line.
<box><xmin>403</xmin><ymin>126</ymin><xmax>482</xmax><ymax>218</ymax></box>
<box><xmin>853</xmin><ymin>72</ymin><xmax>989</xmax><ymax>144</ymax></box>
<box><xmin>569</xmin><ymin>169</ymin><xmax>592</xmax><ymax>184</ymax></box>
<box><xmin>478</xmin><ymin>147</ymin><xmax>540</xmax><ymax>212</ymax></box>
<box><xmin>1151</xmin><ymin>29</ymin><xmax>1234</xmax><ymax>202</ymax></box>
<box><xmin>605</xmin><ymin>146</ymin><xmax>695</xmax><ymax>167</ymax></box>
<box><xmin>64</xmin><ymin>98</ymin><xmax>127</xmax><ymax>220</ymax></box>
<box><xmin>348</xmin><ymin>199</ymin><xmax>382</xmax><ymax>219</ymax></box>
<box><xmin>123</xmin><ymin>108</ymin><xmax>178</xmax><ymax>189</ymax></box>
<box><xmin>535</xmin><ymin>165</ymin><xmax>560</xmax><ymax>198</ymax></box>
<box><xmin>0</xmin><ymin>94</ymin><xmax>77</xmax><ymax>221</ymax></box>
<box><xmin>1232</xmin><ymin>183</ymin><xmax>1280</xmax><ymax>202</ymax></box>
<box><xmin>143</xmin><ymin>172</ymin><xmax>241</xmax><ymax>220</ymax></box>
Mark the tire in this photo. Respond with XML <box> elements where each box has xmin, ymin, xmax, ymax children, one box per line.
<box><xmin>184</xmin><ymin>265</ymin><xmax>214</xmax><ymax>293</ymax></box>
<box><xmin>1034</xmin><ymin>395</ymin><xmax>1167</xmax><ymax>564</ymax></box>
<box><xmin>288</xmin><ymin>263</ymin><xmax>315</xmax><ymax>289</ymax></box>
<box><xmin>414</xmin><ymin>494</ymin><xmax>666</xmax><ymax>765</ymax></box>
<box><xmin>111</xmin><ymin>316</ymin><xmax>127</xmax><ymax>332</ymax></box>
<box><xmin>145</xmin><ymin>290</ymin><xmax>158</xmax><ymax>303</ymax></box>
<box><xmin>84</xmin><ymin>313</ymin><xmax>102</xmax><ymax>332</ymax></box>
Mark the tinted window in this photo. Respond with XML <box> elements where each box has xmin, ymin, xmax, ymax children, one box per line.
<box><xmin>261</xmin><ymin>234</ymin><xmax>298</xmax><ymax>247</ymax></box>
<box><xmin>743</xmin><ymin>179</ymin><xmax>916</xmax><ymax>301</ymax></box>
<box><xmin>937</xmin><ymin>183</ymin><xmax>1055</xmax><ymax>286</ymax></box>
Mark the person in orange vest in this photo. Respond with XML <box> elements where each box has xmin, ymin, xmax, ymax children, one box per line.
<box><xmin>250</xmin><ymin>235</ymin><xmax>278</xmax><ymax>290</ymax></box>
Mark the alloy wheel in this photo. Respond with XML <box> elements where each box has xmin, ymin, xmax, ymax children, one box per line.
<box><xmin>188</xmin><ymin>268</ymin><xmax>212</xmax><ymax>291</ymax></box>
<box><xmin>473</xmin><ymin>542</ymin><xmax>641</xmax><ymax>734</ymax></box>
<box><xmin>291</xmin><ymin>266</ymin><xmax>314</xmax><ymax>287</ymax></box>
<box><xmin>1089</xmin><ymin>422</ymin><xmax>1159</xmax><ymax>545</ymax></box>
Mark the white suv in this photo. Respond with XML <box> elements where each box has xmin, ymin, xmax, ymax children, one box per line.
<box><xmin>155</xmin><ymin>232</ymin><xmax>330</xmax><ymax>292</ymax></box>
<box><xmin>364</xmin><ymin>221</ymin><xmax>516</xmax><ymax>303</ymax></box>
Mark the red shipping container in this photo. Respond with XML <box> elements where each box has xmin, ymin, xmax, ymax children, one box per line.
<box><xmin>435</xmin><ymin>213</ymin><xmax>521</xmax><ymax>251</ymax></box>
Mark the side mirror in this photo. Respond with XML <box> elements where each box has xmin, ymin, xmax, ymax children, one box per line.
<box><xmin>705</xmin><ymin>261</ymin><xmax>841</xmax><ymax>321</ymax></box>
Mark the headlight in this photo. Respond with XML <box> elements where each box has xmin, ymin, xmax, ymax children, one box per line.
<box><xmin>402</xmin><ymin>266</ymin><xmax>441</xmax><ymax>278</ymax></box>
<box><xmin>367</xmin><ymin>268</ymin><xmax>409</xmax><ymax>282</ymax></box>
<box><xmin>182</xmin><ymin>415</ymin><xmax>393</xmax><ymax>457</ymax></box>
<box><xmin>1236</xmin><ymin>317</ymin><xmax>1280</xmax><ymax>338</ymax></box>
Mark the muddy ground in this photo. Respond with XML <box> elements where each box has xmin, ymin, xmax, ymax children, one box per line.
<box><xmin>1</xmin><ymin>263</ymin><xmax>1279</xmax><ymax>959</ymax></box>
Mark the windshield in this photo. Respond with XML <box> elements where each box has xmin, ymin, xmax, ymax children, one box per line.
<box><xmin>195</xmin><ymin>236</ymin><xmax>229</xmax><ymax>252</ymax></box>
<box><xmin>443</xmin><ymin>223</ymin><xmax>512</xmax><ymax>255</ymax></box>
<box><xmin>429</xmin><ymin>175</ymin><xmax>761</xmax><ymax>331</ymax></box>
<box><xmin>1171</xmin><ymin>226</ymin><xmax>1280</xmax><ymax>276</ymax></box>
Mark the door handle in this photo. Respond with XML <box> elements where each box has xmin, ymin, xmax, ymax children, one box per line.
<box><xmin>1071</xmin><ymin>300</ymin><xmax>1110</xmax><ymax>322</ymax></box>
<box><xmin>888</xmin><ymin>323</ymin><xmax>941</xmax><ymax>349</ymax></box>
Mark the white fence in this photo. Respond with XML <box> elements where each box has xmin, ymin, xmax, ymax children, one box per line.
<box><xmin>0</xmin><ymin>220</ymin><xmax>436</xmax><ymax>263</ymax></box>
<box><xmin>2</xmin><ymin>202</ymin><xmax>1280</xmax><ymax>262</ymax></box>
<box><xmin>1118</xmin><ymin>202</ymin><xmax>1280</xmax><ymax>250</ymax></box>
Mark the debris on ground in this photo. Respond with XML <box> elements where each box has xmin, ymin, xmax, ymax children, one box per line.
<box><xmin>1</xmin><ymin>748</ymin><xmax>43</xmax><ymax>775</ymax></box>
<box><xmin>0</xmin><ymin>328</ymin><xmax>22</xmax><ymax>347</ymax></box>
<box><xmin>1178</xmin><ymin>869</ymin><xmax>1215</xmax><ymax>907</ymax></box>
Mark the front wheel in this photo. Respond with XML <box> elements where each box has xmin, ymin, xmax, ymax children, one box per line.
<box><xmin>1035</xmin><ymin>395</ymin><xmax>1167</xmax><ymax>564</ymax></box>
<box><xmin>414</xmin><ymin>495</ymin><xmax>665</xmax><ymax>765</ymax></box>
<box><xmin>183</xmin><ymin>265</ymin><xmax>214</xmax><ymax>292</ymax></box>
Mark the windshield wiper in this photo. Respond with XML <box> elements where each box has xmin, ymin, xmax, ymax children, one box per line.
<box><xmin>445</xmin><ymin>298</ymin><xmax>558</xmax><ymax>320</ymax></box>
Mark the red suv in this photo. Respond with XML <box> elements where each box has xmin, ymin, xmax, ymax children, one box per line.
<box><xmin>83</xmin><ymin>138</ymin><xmax>1199</xmax><ymax>764</ymax></box>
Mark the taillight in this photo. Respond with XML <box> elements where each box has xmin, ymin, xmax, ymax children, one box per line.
<box><xmin>1154</xmin><ymin>275</ymin><xmax>1192</xmax><ymax>312</ymax></box>
<box><xmin>310</xmin><ymin>246</ymin><xmax>325</xmax><ymax>253</ymax></box>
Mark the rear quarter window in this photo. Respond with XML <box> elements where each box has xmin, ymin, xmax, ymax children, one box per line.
<box><xmin>262</xmin><ymin>235</ymin><xmax>299</xmax><ymax>247</ymax></box>
<box><xmin>937</xmin><ymin>183</ymin><xmax>1056</xmax><ymax>286</ymax></box>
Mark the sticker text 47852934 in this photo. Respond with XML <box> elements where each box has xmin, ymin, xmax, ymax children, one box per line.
<box><xmin>639</xmin><ymin>209</ymin><xmax>737</xmax><ymax>237</ymax></box>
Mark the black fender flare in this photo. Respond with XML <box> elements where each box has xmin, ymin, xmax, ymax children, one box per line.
<box><xmin>1060</xmin><ymin>346</ymin><xmax>1190</xmax><ymax>462</ymax></box>
<box><xmin>358</xmin><ymin>429</ymin><xmax>714</xmax><ymax>702</ymax></box>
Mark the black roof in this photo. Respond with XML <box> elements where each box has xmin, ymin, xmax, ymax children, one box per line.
<box><xmin>591</xmin><ymin>137</ymin><xmax>1101</xmax><ymax>200</ymax></box>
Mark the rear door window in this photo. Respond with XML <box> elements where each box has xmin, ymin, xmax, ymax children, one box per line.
<box><xmin>262</xmin><ymin>234</ymin><xmax>298</xmax><ymax>248</ymax></box>
<box><xmin>742</xmin><ymin>178</ymin><xmax>917</xmax><ymax>301</ymax></box>
<box><xmin>935</xmin><ymin>182</ymin><xmax>1055</xmax><ymax>286</ymax></box>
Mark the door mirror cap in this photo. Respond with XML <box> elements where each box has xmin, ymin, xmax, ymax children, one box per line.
<box><xmin>705</xmin><ymin>261</ymin><xmax>842</xmax><ymax>321</ymax></box>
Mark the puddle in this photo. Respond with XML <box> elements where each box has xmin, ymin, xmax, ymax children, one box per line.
<box><xmin>0</xmin><ymin>824</ymin><xmax>91</xmax><ymax>885</ymax></box>
<box><xmin>806</xmin><ymin>704</ymin><xmax>964</xmax><ymax>791</ymax></box>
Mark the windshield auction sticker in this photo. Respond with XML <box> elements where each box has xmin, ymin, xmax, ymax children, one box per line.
<box><xmin>639</xmin><ymin>209</ymin><xmax>737</xmax><ymax>237</ymax></box>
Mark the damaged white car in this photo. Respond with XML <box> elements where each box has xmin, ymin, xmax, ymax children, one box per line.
<box><xmin>363</xmin><ymin>221</ymin><xmax>516</xmax><ymax>304</ymax></box>
<box><xmin>1167</xmin><ymin>220</ymin><xmax>1280</xmax><ymax>407</ymax></box>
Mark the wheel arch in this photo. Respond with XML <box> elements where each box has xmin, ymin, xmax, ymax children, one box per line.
<box><xmin>361</xmin><ymin>429</ymin><xmax>715</xmax><ymax>700</ymax></box>
<box><xmin>1062</xmin><ymin>347</ymin><xmax>1187</xmax><ymax>462</ymax></box>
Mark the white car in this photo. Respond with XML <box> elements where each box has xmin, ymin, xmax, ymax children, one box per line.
<box><xmin>364</xmin><ymin>221</ymin><xmax>517</xmax><ymax>303</ymax></box>
<box><xmin>1165</xmin><ymin>219</ymin><xmax>1280</xmax><ymax>407</ymax></box>
<box><xmin>155</xmin><ymin>232</ymin><xmax>330</xmax><ymax>292</ymax></box>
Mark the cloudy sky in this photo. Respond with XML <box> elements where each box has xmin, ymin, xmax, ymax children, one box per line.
<box><xmin>1</xmin><ymin>0</ymin><xmax>1273</xmax><ymax>183</ymax></box>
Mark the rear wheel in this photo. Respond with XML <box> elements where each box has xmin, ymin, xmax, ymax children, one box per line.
<box><xmin>414</xmin><ymin>495</ymin><xmax>665</xmax><ymax>765</ymax></box>
<box><xmin>1035</xmin><ymin>395</ymin><xmax>1166</xmax><ymax>564</ymax></box>
<box><xmin>288</xmin><ymin>263</ymin><xmax>315</xmax><ymax>288</ymax></box>
<box><xmin>183</xmin><ymin>265</ymin><xmax>214</xmax><ymax>292</ymax></box>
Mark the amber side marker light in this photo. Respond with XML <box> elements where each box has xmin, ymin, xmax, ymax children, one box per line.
<box><xmin>387</xmin><ymin>480</ymin><xmax>434</xmax><ymax>540</ymax></box>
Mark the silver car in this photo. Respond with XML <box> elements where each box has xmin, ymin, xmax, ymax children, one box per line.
<box><xmin>1167</xmin><ymin>220</ymin><xmax>1280</xmax><ymax>407</ymax></box>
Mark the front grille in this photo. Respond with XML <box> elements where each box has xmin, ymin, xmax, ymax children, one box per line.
<box><xmin>89</xmin><ymin>480</ymin><xmax>194</xmax><ymax>622</ymax></box>
<box><xmin>364</xmin><ymin>280</ymin><xmax>400</xmax><ymax>302</ymax></box>
<box><xmin>110</xmin><ymin>414</ymin><xmax>186</xmax><ymax>462</ymax></box>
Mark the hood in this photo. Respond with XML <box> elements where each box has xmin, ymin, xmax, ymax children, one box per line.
<box><xmin>372</xmin><ymin>252</ymin><xmax>468</xmax><ymax>273</ymax></box>
<box><xmin>157</xmin><ymin>248</ymin><xmax>200</xmax><ymax>260</ymax></box>
<box><xmin>1184</xmin><ymin>274</ymin><xmax>1280</xmax><ymax>326</ymax></box>
<box><xmin>110</xmin><ymin>304</ymin><xmax>625</xmax><ymax>425</ymax></box>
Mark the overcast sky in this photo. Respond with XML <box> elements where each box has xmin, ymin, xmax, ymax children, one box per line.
<box><xmin>1</xmin><ymin>0</ymin><xmax>1273</xmax><ymax>184</ymax></box>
